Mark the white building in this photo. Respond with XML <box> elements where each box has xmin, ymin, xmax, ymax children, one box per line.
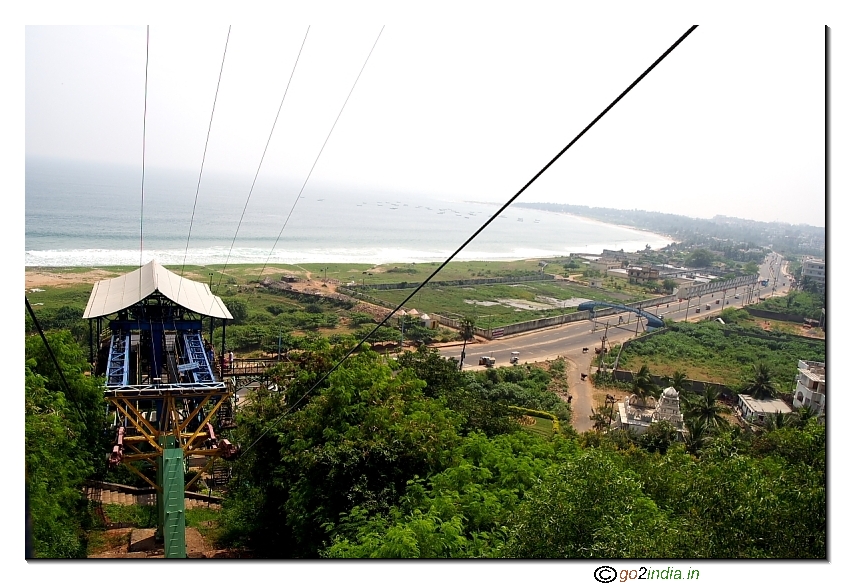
<box><xmin>792</xmin><ymin>360</ymin><xmax>825</xmax><ymax>415</ymax></box>
<box><xmin>615</xmin><ymin>387</ymin><xmax>685</xmax><ymax>435</ymax></box>
<box><xmin>801</xmin><ymin>257</ymin><xmax>825</xmax><ymax>284</ymax></box>
<box><xmin>737</xmin><ymin>394</ymin><xmax>792</xmax><ymax>424</ymax></box>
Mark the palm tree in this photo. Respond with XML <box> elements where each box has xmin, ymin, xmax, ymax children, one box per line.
<box><xmin>745</xmin><ymin>363</ymin><xmax>777</xmax><ymax>400</ymax></box>
<box><xmin>682</xmin><ymin>384</ymin><xmax>729</xmax><ymax>431</ymax></box>
<box><xmin>763</xmin><ymin>411</ymin><xmax>789</xmax><ymax>431</ymax></box>
<box><xmin>590</xmin><ymin>406</ymin><xmax>614</xmax><ymax>432</ymax></box>
<box><xmin>683</xmin><ymin>417</ymin><xmax>713</xmax><ymax>455</ymax></box>
<box><xmin>631</xmin><ymin>364</ymin><xmax>659</xmax><ymax>404</ymax></box>
<box><xmin>792</xmin><ymin>405</ymin><xmax>818</xmax><ymax>428</ymax></box>
<box><xmin>668</xmin><ymin>370</ymin><xmax>691</xmax><ymax>392</ymax></box>
<box><xmin>458</xmin><ymin>316</ymin><xmax>476</xmax><ymax>371</ymax></box>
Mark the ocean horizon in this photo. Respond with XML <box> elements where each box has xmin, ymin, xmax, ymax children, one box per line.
<box><xmin>26</xmin><ymin>158</ymin><xmax>674</xmax><ymax>267</ymax></box>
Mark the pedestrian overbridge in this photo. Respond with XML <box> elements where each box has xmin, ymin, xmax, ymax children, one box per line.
<box><xmin>577</xmin><ymin>301</ymin><xmax>665</xmax><ymax>329</ymax></box>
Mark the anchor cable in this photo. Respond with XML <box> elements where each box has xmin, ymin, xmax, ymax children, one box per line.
<box><xmin>237</xmin><ymin>25</ymin><xmax>699</xmax><ymax>458</ymax></box>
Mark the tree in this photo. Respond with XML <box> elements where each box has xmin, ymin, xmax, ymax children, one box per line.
<box><xmin>631</xmin><ymin>364</ymin><xmax>659</xmax><ymax>404</ymax></box>
<box><xmin>221</xmin><ymin>346</ymin><xmax>464</xmax><ymax>557</ymax></box>
<box><xmin>684</xmin><ymin>248</ymin><xmax>714</xmax><ymax>268</ymax></box>
<box><xmin>745</xmin><ymin>363</ymin><xmax>778</xmax><ymax>400</ymax></box>
<box><xmin>224</xmin><ymin>297</ymin><xmax>249</xmax><ymax>324</ymax></box>
<box><xmin>682</xmin><ymin>384</ymin><xmax>729</xmax><ymax>431</ymax></box>
<box><xmin>683</xmin><ymin>417</ymin><xmax>713</xmax><ymax>456</ymax></box>
<box><xmin>458</xmin><ymin>316</ymin><xmax>476</xmax><ymax>370</ymax></box>
<box><xmin>762</xmin><ymin>411</ymin><xmax>789</xmax><ymax>431</ymax></box>
<box><xmin>590</xmin><ymin>407</ymin><xmax>614</xmax><ymax>432</ymax></box>
<box><xmin>25</xmin><ymin>330</ymin><xmax>107</xmax><ymax>557</ymax></box>
<box><xmin>662</xmin><ymin>278</ymin><xmax>676</xmax><ymax>293</ymax></box>
<box><xmin>639</xmin><ymin>420</ymin><xmax>678</xmax><ymax>454</ymax></box>
<box><xmin>668</xmin><ymin>370</ymin><xmax>690</xmax><ymax>392</ymax></box>
<box><xmin>500</xmin><ymin>449</ymin><xmax>686</xmax><ymax>558</ymax></box>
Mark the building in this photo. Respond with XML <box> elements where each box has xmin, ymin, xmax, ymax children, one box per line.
<box><xmin>615</xmin><ymin>387</ymin><xmax>685</xmax><ymax>435</ymax></box>
<box><xmin>628</xmin><ymin>265</ymin><xmax>660</xmax><ymax>282</ymax></box>
<box><xmin>801</xmin><ymin>257</ymin><xmax>825</xmax><ymax>285</ymax></box>
<box><xmin>419</xmin><ymin>313</ymin><xmax>437</xmax><ymax>329</ymax></box>
<box><xmin>792</xmin><ymin>360</ymin><xmax>825</xmax><ymax>415</ymax></box>
<box><xmin>736</xmin><ymin>394</ymin><xmax>792</xmax><ymax>424</ymax></box>
<box><xmin>606</xmin><ymin>268</ymin><xmax>630</xmax><ymax>279</ymax></box>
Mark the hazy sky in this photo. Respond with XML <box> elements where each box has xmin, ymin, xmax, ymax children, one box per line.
<box><xmin>5</xmin><ymin>4</ymin><xmax>846</xmax><ymax>579</ymax></box>
<box><xmin>24</xmin><ymin>20</ymin><xmax>826</xmax><ymax>227</ymax></box>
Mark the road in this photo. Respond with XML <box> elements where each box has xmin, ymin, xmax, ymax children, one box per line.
<box><xmin>437</xmin><ymin>253</ymin><xmax>790</xmax><ymax>432</ymax></box>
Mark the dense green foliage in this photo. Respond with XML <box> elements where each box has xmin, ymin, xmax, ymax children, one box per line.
<box><xmin>25</xmin><ymin>262</ymin><xmax>826</xmax><ymax>559</ymax></box>
<box><xmin>25</xmin><ymin>331</ymin><xmax>108</xmax><ymax>557</ymax></box>
<box><xmin>755</xmin><ymin>290</ymin><xmax>824</xmax><ymax>320</ymax></box>
<box><xmin>616</xmin><ymin>321</ymin><xmax>824</xmax><ymax>391</ymax></box>
<box><xmin>215</xmin><ymin>341</ymin><xmax>824</xmax><ymax>559</ymax></box>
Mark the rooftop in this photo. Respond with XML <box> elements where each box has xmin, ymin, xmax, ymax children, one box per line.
<box><xmin>738</xmin><ymin>394</ymin><xmax>792</xmax><ymax>416</ymax></box>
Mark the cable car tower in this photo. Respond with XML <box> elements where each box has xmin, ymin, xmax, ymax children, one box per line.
<box><xmin>84</xmin><ymin>260</ymin><xmax>238</xmax><ymax>558</ymax></box>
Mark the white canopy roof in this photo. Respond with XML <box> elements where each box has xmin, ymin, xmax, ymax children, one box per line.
<box><xmin>83</xmin><ymin>260</ymin><xmax>233</xmax><ymax>320</ymax></box>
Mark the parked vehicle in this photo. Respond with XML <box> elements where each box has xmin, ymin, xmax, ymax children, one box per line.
<box><xmin>478</xmin><ymin>356</ymin><xmax>496</xmax><ymax>367</ymax></box>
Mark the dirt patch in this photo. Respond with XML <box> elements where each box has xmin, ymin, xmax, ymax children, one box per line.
<box><xmin>756</xmin><ymin>319</ymin><xmax>824</xmax><ymax>338</ymax></box>
<box><xmin>591</xmin><ymin>384</ymin><xmax>634</xmax><ymax>412</ymax></box>
<box><xmin>87</xmin><ymin>527</ymin><xmax>230</xmax><ymax>559</ymax></box>
<box><xmin>25</xmin><ymin>268</ymin><xmax>118</xmax><ymax>288</ymax></box>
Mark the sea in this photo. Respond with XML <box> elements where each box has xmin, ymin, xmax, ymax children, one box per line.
<box><xmin>25</xmin><ymin>158</ymin><xmax>674</xmax><ymax>267</ymax></box>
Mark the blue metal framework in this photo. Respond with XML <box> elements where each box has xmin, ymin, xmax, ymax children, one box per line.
<box><xmin>578</xmin><ymin>301</ymin><xmax>665</xmax><ymax>329</ymax></box>
<box><xmin>88</xmin><ymin>285</ymin><xmax>236</xmax><ymax>558</ymax></box>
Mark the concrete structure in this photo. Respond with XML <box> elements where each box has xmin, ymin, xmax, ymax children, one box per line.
<box><xmin>628</xmin><ymin>265</ymin><xmax>660</xmax><ymax>282</ymax></box>
<box><xmin>615</xmin><ymin>387</ymin><xmax>685</xmax><ymax>435</ymax></box>
<box><xmin>801</xmin><ymin>257</ymin><xmax>825</xmax><ymax>285</ymax></box>
<box><xmin>792</xmin><ymin>360</ymin><xmax>825</xmax><ymax>415</ymax></box>
<box><xmin>736</xmin><ymin>394</ymin><xmax>792</xmax><ymax>424</ymax></box>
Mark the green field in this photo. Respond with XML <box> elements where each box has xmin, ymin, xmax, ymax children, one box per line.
<box><xmin>614</xmin><ymin>319</ymin><xmax>825</xmax><ymax>392</ymax></box>
<box><xmin>362</xmin><ymin>279</ymin><xmax>648</xmax><ymax>328</ymax></box>
<box><xmin>26</xmin><ymin>260</ymin><xmax>659</xmax><ymax>352</ymax></box>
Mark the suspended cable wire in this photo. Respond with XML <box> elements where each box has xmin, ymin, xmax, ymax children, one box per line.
<box><xmin>237</xmin><ymin>24</ymin><xmax>699</xmax><ymax>458</ymax></box>
<box><xmin>140</xmin><ymin>25</ymin><xmax>150</xmax><ymax>278</ymax></box>
<box><xmin>178</xmin><ymin>25</ymin><xmax>231</xmax><ymax>301</ymax></box>
<box><xmin>258</xmin><ymin>25</ymin><xmax>385</xmax><ymax>281</ymax></box>
<box><xmin>213</xmin><ymin>27</ymin><xmax>310</xmax><ymax>294</ymax></box>
<box><xmin>25</xmin><ymin>297</ymin><xmax>80</xmax><ymax>416</ymax></box>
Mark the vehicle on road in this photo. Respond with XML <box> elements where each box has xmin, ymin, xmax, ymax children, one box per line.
<box><xmin>705</xmin><ymin>304</ymin><xmax>711</xmax><ymax>310</ymax></box>
<box><xmin>479</xmin><ymin>356</ymin><xmax>496</xmax><ymax>367</ymax></box>
<box><xmin>510</xmin><ymin>351</ymin><xmax>520</xmax><ymax>364</ymax></box>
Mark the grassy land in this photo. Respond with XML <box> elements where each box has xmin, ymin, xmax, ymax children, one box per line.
<box><xmin>612</xmin><ymin>317</ymin><xmax>825</xmax><ymax>392</ymax></box>
<box><xmin>26</xmin><ymin>260</ymin><xmax>660</xmax><ymax>349</ymax></box>
<box><xmin>364</xmin><ymin>279</ymin><xmax>650</xmax><ymax>328</ymax></box>
<box><xmin>521</xmin><ymin>416</ymin><xmax>554</xmax><ymax>439</ymax></box>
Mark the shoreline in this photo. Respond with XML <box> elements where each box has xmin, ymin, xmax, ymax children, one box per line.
<box><xmin>462</xmin><ymin>199</ymin><xmax>680</xmax><ymax>248</ymax></box>
<box><xmin>24</xmin><ymin>255</ymin><xmax>589</xmax><ymax>289</ymax></box>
